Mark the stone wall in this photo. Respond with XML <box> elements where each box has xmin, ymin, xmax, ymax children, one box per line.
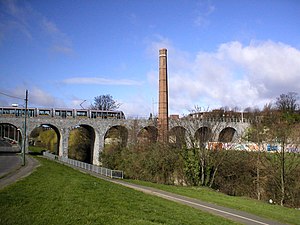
<box><xmin>0</xmin><ymin>116</ymin><xmax>250</xmax><ymax>165</ymax></box>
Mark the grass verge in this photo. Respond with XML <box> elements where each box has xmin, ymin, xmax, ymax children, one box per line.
<box><xmin>126</xmin><ymin>180</ymin><xmax>300</xmax><ymax>225</ymax></box>
<box><xmin>28</xmin><ymin>146</ymin><xmax>45</xmax><ymax>154</ymax></box>
<box><xmin>0</xmin><ymin>157</ymin><xmax>238</xmax><ymax>225</ymax></box>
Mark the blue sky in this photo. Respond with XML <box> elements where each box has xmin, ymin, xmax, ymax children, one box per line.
<box><xmin>1</xmin><ymin>0</ymin><xmax>300</xmax><ymax>118</ymax></box>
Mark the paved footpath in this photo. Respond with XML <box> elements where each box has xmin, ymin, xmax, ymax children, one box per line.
<box><xmin>0</xmin><ymin>154</ymin><xmax>39</xmax><ymax>189</ymax></box>
<box><xmin>0</xmin><ymin>153</ymin><xmax>22</xmax><ymax>178</ymax></box>
<box><xmin>108</xmin><ymin>180</ymin><xmax>286</xmax><ymax>225</ymax></box>
<box><xmin>65</xmin><ymin>162</ymin><xmax>287</xmax><ymax>225</ymax></box>
<box><xmin>0</xmin><ymin>156</ymin><xmax>287</xmax><ymax>225</ymax></box>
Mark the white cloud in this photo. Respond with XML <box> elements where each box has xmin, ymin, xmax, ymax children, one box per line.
<box><xmin>41</xmin><ymin>18</ymin><xmax>74</xmax><ymax>55</ymax></box>
<box><xmin>119</xmin><ymin>96</ymin><xmax>152</xmax><ymax>119</ymax></box>
<box><xmin>146</xmin><ymin>70</ymin><xmax>158</xmax><ymax>86</ymax></box>
<box><xmin>29</xmin><ymin>87</ymin><xmax>65</xmax><ymax>107</ymax></box>
<box><xmin>0</xmin><ymin>0</ymin><xmax>33</xmax><ymax>42</ymax></box>
<box><xmin>62</xmin><ymin>77</ymin><xmax>143</xmax><ymax>86</ymax></box>
<box><xmin>51</xmin><ymin>45</ymin><xmax>74</xmax><ymax>55</ymax></box>
<box><xmin>145</xmin><ymin>35</ymin><xmax>174</xmax><ymax>58</ymax></box>
<box><xmin>194</xmin><ymin>0</ymin><xmax>215</xmax><ymax>27</ymax></box>
<box><xmin>41</xmin><ymin>18</ymin><xmax>60</xmax><ymax>35</ymax></box>
<box><xmin>69</xmin><ymin>99</ymin><xmax>90</xmax><ymax>109</ymax></box>
<box><xmin>129</xmin><ymin>13</ymin><xmax>138</xmax><ymax>26</ymax></box>
<box><xmin>165</xmin><ymin>40</ymin><xmax>300</xmax><ymax>114</ymax></box>
<box><xmin>218</xmin><ymin>41</ymin><xmax>300</xmax><ymax>97</ymax></box>
<box><xmin>0</xmin><ymin>86</ymin><xmax>65</xmax><ymax>108</ymax></box>
<box><xmin>0</xmin><ymin>1</ymin><xmax>74</xmax><ymax>55</ymax></box>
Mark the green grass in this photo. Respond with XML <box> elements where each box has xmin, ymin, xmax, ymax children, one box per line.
<box><xmin>126</xmin><ymin>180</ymin><xmax>300</xmax><ymax>225</ymax></box>
<box><xmin>28</xmin><ymin>146</ymin><xmax>45</xmax><ymax>154</ymax></box>
<box><xmin>0</xmin><ymin>157</ymin><xmax>238</xmax><ymax>225</ymax></box>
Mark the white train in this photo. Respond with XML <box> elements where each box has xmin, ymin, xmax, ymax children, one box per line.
<box><xmin>0</xmin><ymin>106</ymin><xmax>125</xmax><ymax>119</ymax></box>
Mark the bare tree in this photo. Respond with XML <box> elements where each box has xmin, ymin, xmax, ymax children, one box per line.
<box><xmin>170</xmin><ymin>107</ymin><xmax>241</xmax><ymax>187</ymax></box>
<box><xmin>275</xmin><ymin>92</ymin><xmax>299</xmax><ymax>113</ymax></box>
<box><xmin>260</xmin><ymin>93</ymin><xmax>300</xmax><ymax>206</ymax></box>
<box><xmin>244</xmin><ymin>108</ymin><xmax>269</xmax><ymax>200</ymax></box>
<box><xmin>90</xmin><ymin>94</ymin><xmax>121</xmax><ymax>110</ymax></box>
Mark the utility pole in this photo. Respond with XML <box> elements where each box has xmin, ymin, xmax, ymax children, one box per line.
<box><xmin>22</xmin><ymin>90</ymin><xmax>28</xmax><ymax>166</ymax></box>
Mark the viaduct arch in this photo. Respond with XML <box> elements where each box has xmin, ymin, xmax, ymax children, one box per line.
<box><xmin>0</xmin><ymin>117</ymin><xmax>250</xmax><ymax>165</ymax></box>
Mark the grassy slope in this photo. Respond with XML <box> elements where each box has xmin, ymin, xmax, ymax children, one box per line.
<box><xmin>28</xmin><ymin>146</ymin><xmax>44</xmax><ymax>153</ymax></box>
<box><xmin>0</xmin><ymin>157</ymin><xmax>238</xmax><ymax>225</ymax></box>
<box><xmin>127</xmin><ymin>180</ymin><xmax>300</xmax><ymax>225</ymax></box>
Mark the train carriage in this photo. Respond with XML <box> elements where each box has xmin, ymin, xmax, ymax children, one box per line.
<box><xmin>90</xmin><ymin>109</ymin><xmax>125</xmax><ymax>119</ymax></box>
<box><xmin>37</xmin><ymin>108</ymin><xmax>53</xmax><ymax>117</ymax></box>
<box><xmin>54</xmin><ymin>109</ymin><xmax>74</xmax><ymax>118</ymax></box>
<box><xmin>75</xmin><ymin>109</ymin><xmax>88</xmax><ymax>117</ymax></box>
<box><xmin>0</xmin><ymin>106</ymin><xmax>125</xmax><ymax>120</ymax></box>
<box><xmin>0</xmin><ymin>106</ymin><xmax>35</xmax><ymax>117</ymax></box>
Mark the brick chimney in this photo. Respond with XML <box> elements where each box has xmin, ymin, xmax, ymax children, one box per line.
<box><xmin>158</xmin><ymin>48</ymin><xmax>169</xmax><ymax>142</ymax></box>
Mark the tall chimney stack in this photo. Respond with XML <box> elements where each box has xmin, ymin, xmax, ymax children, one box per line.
<box><xmin>158</xmin><ymin>48</ymin><xmax>169</xmax><ymax>142</ymax></box>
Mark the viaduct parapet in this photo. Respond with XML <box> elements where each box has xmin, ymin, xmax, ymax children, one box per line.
<box><xmin>0</xmin><ymin>116</ymin><xmax>250</xmax><ymax>165</ymax></box>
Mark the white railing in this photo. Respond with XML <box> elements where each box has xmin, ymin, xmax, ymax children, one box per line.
<box><xmin>43</xmin><ymin>151</ymin><xmax>123</xmax><ymax>179</ymax></box>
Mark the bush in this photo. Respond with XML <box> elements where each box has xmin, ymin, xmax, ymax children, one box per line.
<box><xmin>101</xmin><ymin>143</ymin><xmax>300</xmax><ymax>208</ymax></box>
<box><xmin>101</xmin><ymin>143</ymin><xmax>181</xmax><ymax>184</ymax></box>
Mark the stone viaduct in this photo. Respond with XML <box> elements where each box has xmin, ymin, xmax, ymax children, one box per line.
<box><xmin>0</xmin><ymin>116</ymin><xmax>250</xmax><ymax>165</ymax></box>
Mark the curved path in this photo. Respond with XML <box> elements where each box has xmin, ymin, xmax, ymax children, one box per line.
<box><xmin>0</xmin><ymin>153</ymin><xmax>22</xmax><ymax>178</ymax></box>
<box><xmin>70</xmin><ymin>164</ymin><xmax>286</xmax><ymax>225</ymax></box>
<box><xmin>0</xmin><ymin>154</ymin><xmax>39</xmax><ymax>189</ymax></box>
<box><xmin>110</xmin><ymin>180</ymin><xmax>286</xmax><ymax>225</ymax></box>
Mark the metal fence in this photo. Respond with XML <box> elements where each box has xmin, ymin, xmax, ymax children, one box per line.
<box><xmin>43</xmin><ymin>151</ymin><xmax>123</xmax><ymax>179</ymax></box>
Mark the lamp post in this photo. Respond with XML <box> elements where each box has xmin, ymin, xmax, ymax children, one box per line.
<box><xmin>22</xmin><ymin>90</ymin><xmax>28</xmax><ymax>166</ymax></box>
